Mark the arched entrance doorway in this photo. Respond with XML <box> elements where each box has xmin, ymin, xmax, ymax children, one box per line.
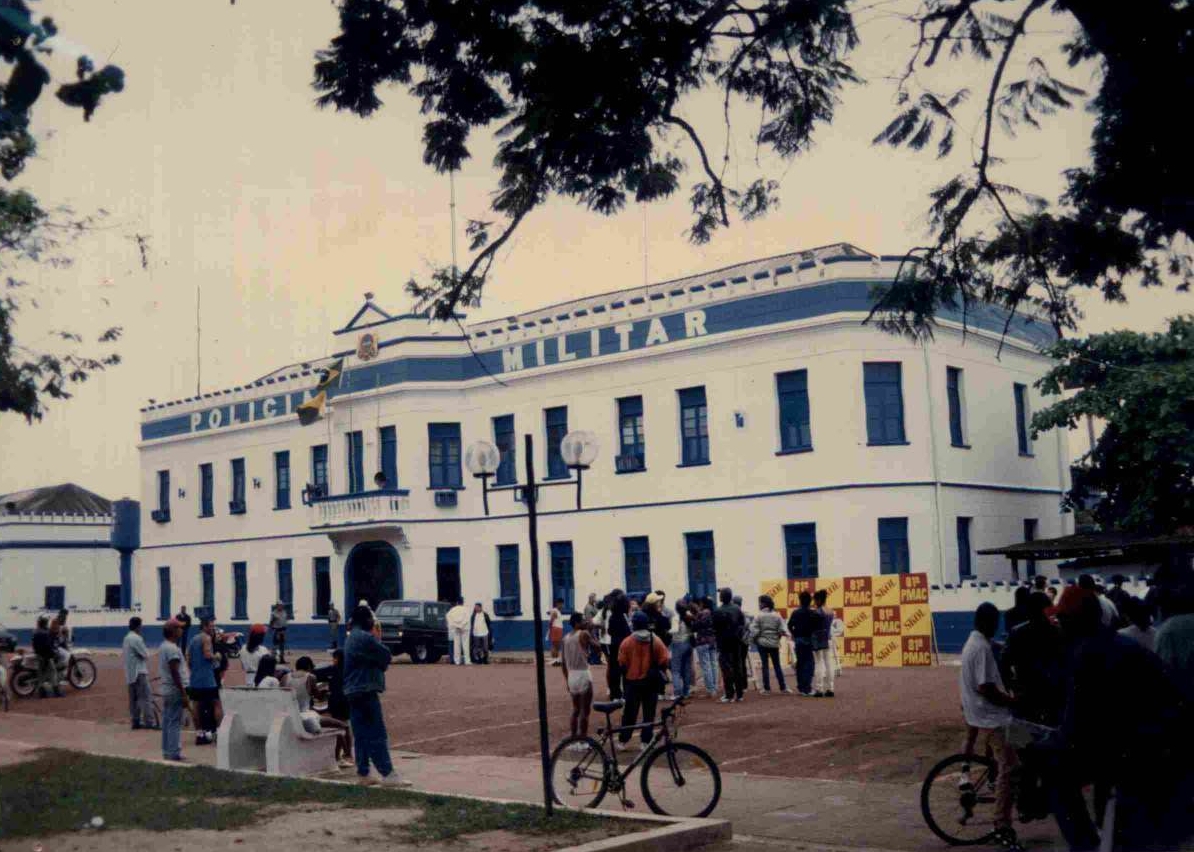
<box><xmin>344</xmin><ymin>541</ymin><xmax>402</xmax><ymax>611</ymax></box>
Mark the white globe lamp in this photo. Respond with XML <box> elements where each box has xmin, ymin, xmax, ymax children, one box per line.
<box><xmin>560</xmin><ymin>430</ymin><xmax>599</xmax><ymax>469</ymax></box>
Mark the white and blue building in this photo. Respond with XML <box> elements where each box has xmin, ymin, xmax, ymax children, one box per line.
<box><xmin>133</xmin><ymin>243</ymin><xmax>1073</xmax><ymax>651</ymax></box>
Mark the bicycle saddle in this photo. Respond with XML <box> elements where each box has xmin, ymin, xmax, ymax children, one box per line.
<box><xmin>593</xmin><ymin>699</ymin><xmax>625</xmax><ymax>713</ymax></box>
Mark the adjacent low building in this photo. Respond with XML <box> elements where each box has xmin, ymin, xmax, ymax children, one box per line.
<box><xmin>134</xmin><ymin>243</ymin><xmax>1073</xmax><ymax>650</ymax></box>
<box><xmin>0</xmin><ymin>484</ymin><xmax>140</xmax><ymax>644</ymax></box>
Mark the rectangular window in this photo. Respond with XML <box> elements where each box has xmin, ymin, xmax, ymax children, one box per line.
<box><xmin>617</xmin><ymin>396</ymin><xmax>646</xmax><ymax>470</ymax></box>
<box><xmin>947</xmin><ymin>367</ymin><xmax>966</xmax><ymax>447</ymax></box>
<box><xmin>277</xmin><ymin>558</ymin><xmax>294</xmax><ymax>619</ymax></box>
<box><xmin>864</xmin><ymin>363</ymin><xmax>907</xmax><ymax>445</ymax></box>
<box><xmin>623</xmin><ymin>536</ymin><xmax>652</xmax><ymax>598</ymax></box>
<box><xmin>44</xmin><ymin>585</ymin><xmax>65</xmax><ymax>611</ymax></box>
<box><xmin>685</xmin><ymin>531</ymin><xmax>717</xmax><ymax>599</ymax></box>
<box><xmin>201</xmin><ymin>563</ymin><xmax>215</xmax><ymax>616</ymax></box>
<box><xmin>311</xmin><ymin>444</ymin><xmax>329</xmax><ymax>494</ymax></box>
<box><xmin>232</xmin><ymin>562</ymin><xmax>248</xmax><ymax>620</ymax></box>
<box><xmin>230</xmin><ymin>458</ymin><xmax>246</xmax><ymax>513</ymax></box>
<box><xmin>877</xmin><ymin>517</ymin><xmax>910</xmax><ymax>575</ymax></box>
<box><xmin>274</xmin><ymin>451</ymin><xmax>291</xmax><ymax>509</ymax></box>
<box><xmin>783</xmin><ymin>523</ymin><xmax>819</xmax><ymax>579</ymax></box>
<box><xmin>157</xmin><ymin>470</ymin><xmax>170</xmax><ymax>515</ymax></box>
<box><xmin>1024</xmin><ymin>519</ymin><xmax>1038</xmax><ymax>578</ymax></box>
<box><xmin>544</xmin><ymin>406</ymin><xmax>569</xmax><ymax>479</ymax></box>
<box><xmin>346</xmin><ymin>431</ymin><xmax>364</xmax><ymax>494</ymax></box>
<box><xmin>158</xmin><ymin>566</ymin><xmax>171</xmax><ymax>620</ymax></box>
<box><xmin>549</xmin><ymin>542</ymin><xmax>575</xmax><ymax>612</ymax></box>
<box><xmin>314</xmin><ymin>557</ymin><xmax>331</xmax><ymax>618</ymax></box>
<box><xmin>497</xmin><ymin>544</ymin><xmax>520</xmax><ymax>602</ymax></box>
<box><xmin>104</xmin><ymin>584</ymin><xmax>122</xmax><ymax>610</ymax></box>
<box><xmin>678</xmin><ymin>386</ymin><xmax>710</xmax><ymax>465</ymax></box>
<box><xmin>428</xmin><ymin>423</ymin><xmax>462</xmax><ymax>488</ymax></box>
<box><xmin>957</xmin><ymin>517</ymin><xmax>973</xmax><ymax>580</ymax></box>
<box><xmin>493</xmin><ymin>415</ymin><xmax>516</xmax><ymax>486</ymax></box>
<box><xmin>1014</xmin><ymin>383</ymin><xmax>1032</xmax><ymax>455</ymax></box>
<box><xmin>776</xmin><ymin>370</ymin><xmax>813</xmax><ymax>452</ymax></box>
<box><xmin>199</xmin><ymin>463</ymin><xmax>214</xmax><ymax>517</ymax></box>
<box><xmin>436</xmin><ymin>547</ymin><xmax>461</xmax><ymax>603</ymax></box>
<box><xmin>379</xmin><ymin>426</ymin><xmax>398</xmax><ymax>489</ymax></box>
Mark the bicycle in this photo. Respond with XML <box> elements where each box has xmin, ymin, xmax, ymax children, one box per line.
<box><xmin>548</xmin><ymin>696</ymin><xmax>721</xmax><ymax>818</ymax></box>
<box><xmin>147</xmin><ymin>676</ymin><xmax>193</xmax><ymax>730</ymax></box>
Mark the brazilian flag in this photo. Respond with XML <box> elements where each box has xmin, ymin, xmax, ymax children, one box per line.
<box><xmin>297</xmin><ymin>358</ymin><xmax>344</xmax><ymax>425</ymax></box>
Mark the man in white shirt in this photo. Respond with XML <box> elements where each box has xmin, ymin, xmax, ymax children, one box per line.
<box><xmin>121</xmin><ymin>617</ymin><xmax>153</xmax><ymax>730</ymax></box>
<box><xmin>959</xmin><ymin>603</ymin><xmax>1023</xmax><ymax>852</ymax></box>
<box><xmin>446</xmin><ymin>597</ymin><xmax>471</xmax><ymax>665</ymax></box>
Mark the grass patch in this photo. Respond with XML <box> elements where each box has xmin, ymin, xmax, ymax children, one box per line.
<box><xmin>0</xmin><ymin>750</ymin><xmax>637</xmax><ymax>843</ymax></box>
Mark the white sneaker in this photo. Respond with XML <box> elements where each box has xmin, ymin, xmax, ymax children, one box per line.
<box><xmin>720</xmin><ymin>696</ymin><xmax>732</xmax><ymax>703</ymax></box>
<box><xmin>375</xmin><ymin>771</ymin><xmax>413</xmax><ymax>788</ymax></box>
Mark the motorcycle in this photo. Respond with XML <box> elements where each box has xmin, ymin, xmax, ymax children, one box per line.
<box><xmin>9</xmin><ymin>647</ymin><xmax>97</xmax><ymax>697</ymax></box>
<box><xmin>212</xmin><ymin>629</ymin><xmax>243</xmax><ymax>681</ymax></box>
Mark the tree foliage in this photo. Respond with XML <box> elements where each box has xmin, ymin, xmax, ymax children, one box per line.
<box><xmin>0</xmin><ymin>0</ymin><xmax>126</xmax><ymax>422</ymax></box>
<box><xmin>310</xmin><ymin>0</ymin><xmax>1191</xmax><ymax>335</ymax></box>
<box><xmin>1033</xmin><ymin>316</ymin><xmax>1194</xmax><ymax>534</ymax></box>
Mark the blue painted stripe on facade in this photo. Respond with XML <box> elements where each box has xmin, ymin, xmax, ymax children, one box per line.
<box><xmin>0</xmin><ymin>540</ymin><xmax>113</xmax><ymax>550</ymax></box>
<box><xmin>142</xmin><ymin>279</ymin><xmax>1055</xmax><ymax>441</ymax></box>
<box><xmin>11</xmin><ymin>613</ymin><xmax>975</xmax><ymax>653</ymax></box>
<box><xmin>136</xmin><ymin>479</ymin><xmax>1062</xmax><ymax>552</ymax></box>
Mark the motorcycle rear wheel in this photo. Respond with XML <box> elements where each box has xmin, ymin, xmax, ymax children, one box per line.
<box><xmin>12</xmin><ymin>668</ymin><xmax>38</xmax><ymax>697</ymax></box>
<box><xmin>69</xmin><ymin>658</ymin><xmax>97</xmax><ymax>689</ymax></box>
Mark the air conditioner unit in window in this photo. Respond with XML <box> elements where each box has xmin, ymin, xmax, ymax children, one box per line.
<box><xmin>493</xmin><ymin>597</ymin><xmax>520</xmax><ymax>617</ymax></box>
<box><xmin>434</xmin><ymin>491</ymin><xmax>458</xmax><ymax>508</ymax></box>
<box><xmin>615</xmin><ymin>454</ymin><xmax>645</xmax><ymax>473</ymax></box>
<box><xmin>150</xmin><ymin>509</ymin><xmax>170</xmax><ymax>523</ymax></box>
<box><xmin>229</xmin><ymin>500</ymin><xmax>247</xmax><ymax>515</ymax></box>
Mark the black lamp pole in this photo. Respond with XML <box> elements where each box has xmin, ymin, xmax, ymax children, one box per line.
<box><xmin>523</xmin><ymin>433</ymin><xmax>554</xmax><ymax>816</ymax></box>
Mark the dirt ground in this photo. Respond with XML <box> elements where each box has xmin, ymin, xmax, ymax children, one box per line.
<box><xmin>0</xmin><ymin>804</ymin><xmax>624</xmax><ymax>852</ymax></box>
<box><xmin>7</xmin><ymin>653</ymin><xmax>966</xmax><ymax>785</ymax></box>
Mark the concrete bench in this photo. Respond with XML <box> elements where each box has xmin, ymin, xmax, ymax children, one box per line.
<box><xmin>216</xmin><ymin>686</ymin><xmax>339</xmax><ymax>776</ymax></box>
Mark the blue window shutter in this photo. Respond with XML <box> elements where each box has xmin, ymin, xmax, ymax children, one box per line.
<box><xmin>622</xmin><ymin>536</ymin><xmax>652</xmax><ymax>597</ymax></box>
<box><xmin>379</xmin><ymin>426</ymin><xmax>398</xmax><ymax>489</ymax></box>
<box><xmin>493</xmin><ymin>415</ymin><xmax>516</xmax><ymax>485</ymax></box>
<box><xmin>277</xmin><ymin>559</ymin><xmax>294</xmax><ymax>618</ymax></box>
<box><xmin>1014</xmin><ymin>384</ymin><xmax>1030</xmax><ymax>454</ymax></box>
<box><xmin>545</xmin><ymin>407</ymin><xmax>569</xmax><ymax>478</ymax></box>
<box><xmin>158</xmin><ymin>566</ymin><xmax>171</xmax><ymax>620</ymax></box>
<box><xmin>877</xmin><ymin>517</ymin><xmax>910</xmax><ymax>575</ymax></box>
<box><xmin>549</xmin><ymin>542</ymin><xmax>575</xmax><ymax>611</ymax></box>
<box><xmin>44</xmin><ymin>586</ymin><xmax>65</xmax><ymax>611</ymax></box>
<box><xmin>684</xmin><ymin>531</ymin><xmax>717</xmax><ymax>599</ymax></box>
<box><xmin>199</xmin><ymin>464</ymin><xmax>213</xmax><ymax>516</ymax></box>
<box><xmin>274</xmin><ymin>451</ymin><xmax>291</xmax><ymax>509</ymax></box>
<box><xmin>347</xmin><ymin>431</ymin><xmax>364</xmax><ymax>493</ymax></box>
<box><xmin>1023</xmin><ymin>519</ymin><xmax>1038</xmax><ymax>577</ymax></box>
<box><xmin>864</xmin><ymin>363</ymin><xmax>906</xmax><ymax>445</ymax></box>
<box><xmin>311</xmin><ymin>445</ymin><xmax>329</xmax><ymax>489</ymax></box>
<box><xmin>617</xmin><ymin>396</ymin><xmax>645</xmax><ymax>464</ymax></box>
<box><xmin>783</xmin><ymin>523</ymin><xmax>819</xmax><ymax>578</ymax></box>
<box><xmin>157</xmin><ymin>470</ymin><xmax>170</xmax><ymax>514</ymax></box>
<box><xmin>678</xmin><ymin>387</ymin><xmax>709</xmax><ymax>465</ymax></box>
<box><xmin>231</xmin><ymin>458</ymin><xmax>246</xmax><ymax>504</ymax></box>
<box><xmin>314</xmin><ymin>557</ymin><xmax>331</xmax><ymax>617</ymax></box>
<box><xmin>956</xmin><ymin>518</ymin><xmax>973</xmax><ymax>580</ymax></box>
<box><xmin>233</xmin><ymin>562</ymin><xmax>248</xmax><ymax>620</ymax></box>
<box><xmin>498</xmin><ymin>544</ymin><xmax>520</xmax><ymax>601</ymax></box>
<box><xmin>776</xmin><ymin>370</ymin><xmax>812</xmax><ymax>451</ymax></box>
<box><xmin>947</xmin><ymin>368</ymin><xmax>965</xmax><ymax>446</ymax></box>
<box><xmin>428</xmin><ymin>423</ymin><xmax>462</xmax><ymax>488</ymax></box>
<box><xmin>201</xmin><ymin>563</ymin><xmax>215</xmax><ymax>615</ymax></box>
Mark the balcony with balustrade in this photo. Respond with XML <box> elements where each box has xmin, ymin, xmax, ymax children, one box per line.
<box><xmin>307</xmin><ymin>489</ymin><xmax>412</xmax><ymax>531</ymax></box>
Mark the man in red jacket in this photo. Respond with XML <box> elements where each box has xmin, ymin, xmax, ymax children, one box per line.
<box><xmin>617</xmin><ymin>610</ymin><xmax>670</xmax><ymax>750</ymax></box>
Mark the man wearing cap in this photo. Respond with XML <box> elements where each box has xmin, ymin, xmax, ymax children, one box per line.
<box><xmin>617</xmin><ymin>610</ymin><xmax>670</xmax><ymax>750</ymax></box>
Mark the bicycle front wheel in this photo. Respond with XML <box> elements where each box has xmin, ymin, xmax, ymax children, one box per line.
<box><xmin>549</xmin><ymin>736</ymin><xmax>611</xmax><ymax>810</ymax></box>
<box><xmin>640</xmin><ymin>741</ymin><xmax>721</xmax><ymax>818</ymax></box>
<box><xmin>920</xmin><ymin>753</ymin><xmax>999</xmax><ymax>846</ymax></box>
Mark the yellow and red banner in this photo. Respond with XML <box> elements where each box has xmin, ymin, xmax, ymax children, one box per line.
<box><xmin>760</xmin><ymin>573</ymin><xmax>933</xmax><ymax>667</ymax></box>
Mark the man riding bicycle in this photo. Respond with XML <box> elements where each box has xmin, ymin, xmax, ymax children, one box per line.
<box><xmin>959</xmin><ymin>602</ymin><xmax>1024</xmax><ymax>852</ymax></box>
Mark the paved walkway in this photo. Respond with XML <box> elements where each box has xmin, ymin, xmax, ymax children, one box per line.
<box><xmin>0</xmin><ymin>710</ymin><xmax>1073</xmax><ymax>852</ymax></box>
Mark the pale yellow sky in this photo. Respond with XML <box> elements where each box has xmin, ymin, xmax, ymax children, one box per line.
<box><xmin>0</xmin><ymin>0</ymin><xmax>1187</xmax><ymax>499</ymax></box>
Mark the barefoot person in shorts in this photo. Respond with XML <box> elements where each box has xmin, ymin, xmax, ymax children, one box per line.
<box><xmin>561</xmin><ymin>613</ymin><xmax>594</xmax><ymax>741</ymax></box>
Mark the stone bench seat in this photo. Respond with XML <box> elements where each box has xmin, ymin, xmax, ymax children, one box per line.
<box><xmin>216</xmin><ymin>686</ymin><xmax>339</xmax><ymax>776</ymax></box>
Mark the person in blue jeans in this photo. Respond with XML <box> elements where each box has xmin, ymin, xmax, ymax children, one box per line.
<box><xmin>786</xmin><ymin>591</ymin><xmax>818</xmax><ymax>696</ymax></box>
<box><xmin>344</xmin><ymin>605</ymin><xmax>410</xmax><ymax>786</ymax></box>
<box><xmin>158</xmin><ymin>620</ymin><xmax>192</xmax><ymax>761</ymax></box>
<box><xmin>669</xmin><ymin>601</ymin><xmax>695</xmax><ymax>698</ymax></box>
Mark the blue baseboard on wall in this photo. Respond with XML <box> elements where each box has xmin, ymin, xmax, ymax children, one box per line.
<box><xmin>11</xmin><ymin>612</ymin><xmax>978</xmax><ymax>656</ymax></box>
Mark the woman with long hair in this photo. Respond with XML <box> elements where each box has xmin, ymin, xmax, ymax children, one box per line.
<box><xmin>605</xmin><ymin>589</ymin><xmax>631</xmax><ymax>701</ymax></box>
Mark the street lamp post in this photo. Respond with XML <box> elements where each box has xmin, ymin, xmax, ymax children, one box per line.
<box><xmin>466</xmin><ymin>430</ymin><xmax>599</xmax><ymax>818</ymax></box>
